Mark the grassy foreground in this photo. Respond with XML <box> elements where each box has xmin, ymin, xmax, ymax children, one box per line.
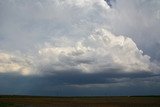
<box><xmin>0</xmin><ymin>95</ymin><xmax>160</xmax><ymax>107</ymax></box>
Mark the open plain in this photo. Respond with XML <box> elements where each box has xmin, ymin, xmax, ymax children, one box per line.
<box><xmin>0</xmin><ymin>96</ymin><xmax>160</xmax><ymax>107</ymax></box>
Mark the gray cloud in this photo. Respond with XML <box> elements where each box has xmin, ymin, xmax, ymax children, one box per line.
<box><xmin>0</xmin><ymin>72</ymin><xmax>160</xmax><ymax>96</ymax></box>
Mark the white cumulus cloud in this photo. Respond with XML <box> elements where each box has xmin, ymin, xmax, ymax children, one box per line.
<box><xmin>0</xmin><ymin>51</ymin><xmax>34</xmax><ymax>75</ymax></box>
<box><xmin>37</xmin><ymin>29</ymin><xmax>159</xmax><ymax>74</ymax></box>
<box><xmin>0</xmin><ymin>28</ymin><xmax>159</xmax><ymax>75</ymax></box>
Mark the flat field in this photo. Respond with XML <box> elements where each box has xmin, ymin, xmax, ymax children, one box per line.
<box><xmin>0</xmin><ymin>96</ymin><xmax>160</xmax><ymax>107</ymax></box>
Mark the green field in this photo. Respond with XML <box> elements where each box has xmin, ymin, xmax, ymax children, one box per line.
<box><xmin>0</xmin><ymin>95</ymin><xmax>160</xmax><ymax>107</ymax></box>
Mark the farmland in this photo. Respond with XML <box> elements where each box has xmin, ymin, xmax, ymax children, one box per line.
<box><xmin>0</xmin><ymin>96</ymin><xmax>160</xmax><ymax>107</ymax></box>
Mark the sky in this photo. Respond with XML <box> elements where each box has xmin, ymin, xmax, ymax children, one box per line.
<box><xmin>0</xmin><ymin>0</ymin><xmax>160</xmax><ymax>96</ymax></box>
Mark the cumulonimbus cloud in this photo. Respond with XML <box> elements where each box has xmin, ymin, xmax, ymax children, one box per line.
<box><xmin>0</xmin><ymin>0</ymin><xmax>160</xmax><ymax>76</ymax></box>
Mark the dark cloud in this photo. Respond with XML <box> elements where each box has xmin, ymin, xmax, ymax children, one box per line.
<box><xmin>40</xmin><ymin>69</ymin><xmax>158</xmax><ymax>85</ymax></box>
<box><xmin>1</xmin><ymin>70</ymin><xmax>160</xmax><ymax>96</ymax></box>
<box><xmin>105</xmin><ymin>0</ymin><xmax>116</xmax><ymax>7</ymax></box>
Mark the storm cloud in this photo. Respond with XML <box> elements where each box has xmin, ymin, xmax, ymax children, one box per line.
<box><xmin>0</xmin><ymin>0</ymin><xmax>160</xmax><ymax>96</ymax></box>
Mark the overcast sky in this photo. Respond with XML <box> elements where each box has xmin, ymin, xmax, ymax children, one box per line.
<box><xmin>0</xmin><ymin>0</ymin><xmax>160</xmax><ymax>96</ymax></box>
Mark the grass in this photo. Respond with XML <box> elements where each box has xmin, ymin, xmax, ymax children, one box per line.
<box><xmin>0</xmin><ymin>102</ymin><xmax>15</xmax><ymax>107</ymax></box>
<box><xmin>0</xmin><ymin>95</ymin><xmax>160</xmax><ymax>107</ymax></box>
